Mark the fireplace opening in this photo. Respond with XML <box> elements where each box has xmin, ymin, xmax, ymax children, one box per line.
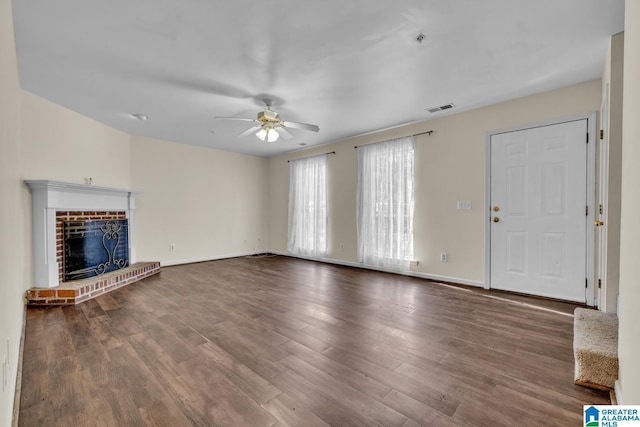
<box><xmin>64</xmin><ymin>219</ymin><xmax>129</xmax><ymax>281</ymax></box>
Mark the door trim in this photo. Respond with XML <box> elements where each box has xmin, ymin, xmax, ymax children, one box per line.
<box><xmin>483</xmin><ymin>112</ymin><xmax>597</xmax><ymax>305</ymax></box>
<box><xmin>598</xmin><ymin>87</ymin><xmax>609</xmax><ymax>310</ymax></box>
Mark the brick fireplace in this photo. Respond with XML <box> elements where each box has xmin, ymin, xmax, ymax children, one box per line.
<box><xmin>56</xmin><ymin>210</ymin><xmax>127</xmax><ymax>283</ymax></box>
<box><xmin>25</xmin><ymin>180</ymin><xmax>160</xmax><ymax>305</ymax></box>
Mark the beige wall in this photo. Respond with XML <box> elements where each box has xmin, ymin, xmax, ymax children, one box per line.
<box><xmin>0</xmin><ymin>0</ymin><xmax>26</xmax><ymax>423</ymax></box>
<box><xmin>0</xmin><ymin>83</ymin><xmax>270</xmax><ymax>424</ymax></box>
<box><xmin>1</xmin><ymin>2</ymin><xmax>636</xmax><ymax>416</ymax></box>
<box><xmin>618</xmin><ymin>0</ymin><xmax>640</xmax><ymax>405</ymax></box>
<box><xmin>21</xmin><ymin>91</ymin><xmax>131</xmax><ymax>188</ymax></box>
<box><xmin>19</xmin><ymin>91</ymin><xmax>271</xmax><ymax>268</ymax></box>
<box><xmin>20</xmin><ymin>91</ymin><xmax>132</xmax><ymax>287</ymax></box>
<box><xmin>268</xmin><ymin>80</ymin><xmax>602</xmax><ymax>285</ymax></box>
<box><xmin>600</xmin><ymin>33</ymin><xmax>624</xmax><ymax>313</ymax></box>
<box><xmin>130</xmin><ymin>135</ymin><xmax>269</xmax><ymax>265</ymax></box>
<box><xmin>1</xmin><ymin>21</ymin><xmax>134</xmax><ymax>423</ymax></box>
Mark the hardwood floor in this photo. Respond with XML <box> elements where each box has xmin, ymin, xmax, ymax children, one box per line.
<box><xmin>18</xmin><ymin>256</ymin><xmax>609</xmax><ymax>426</ymax></box>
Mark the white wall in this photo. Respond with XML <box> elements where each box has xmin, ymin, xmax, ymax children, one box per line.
<box><xmin>0</xmin><ymin>0</ymin><xmax>26</xmax><ymax>423</ymax></box>
<box><xmin>130</xmin><ymin>135</ymin><xmax>269</xmax><ymax>265</ymax></box>
<box><xmin>617</xmin><ymin>0</ymin><xmax>640</xmax><ymax>405</ymax></box>
<box><xmin>268</xmin><ymin>80</ymin><xmax>602</xmax><ymax>285</ymax></box>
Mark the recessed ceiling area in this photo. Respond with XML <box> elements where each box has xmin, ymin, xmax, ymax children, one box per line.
<box><xmin>12</xmin><ymin>0</ymin><xmax>625</xmax><ymax>157</ymax></box>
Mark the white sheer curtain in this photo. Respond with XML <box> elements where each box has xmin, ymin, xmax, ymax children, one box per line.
<box><xmin>288</xmin><ymin>154</ymin><xmax>328</xmax><ymax>258</ymax></box>
<box><xmin>357</xmin><ymin>136</ymin><xmax>415</xmax><ymax>270</ymax></box>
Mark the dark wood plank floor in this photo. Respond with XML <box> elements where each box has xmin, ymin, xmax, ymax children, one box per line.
<box><xmin>18</xmin><ymin>256</ymin><xmax>609</xmax><ymax>426</ymax></box>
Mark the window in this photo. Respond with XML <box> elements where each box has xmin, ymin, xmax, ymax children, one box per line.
<box><xmin>287</xmin><ymin>154</ymin><xmax>328</xmax><ymax>257</ymax></box>
<box><xmin>357</xmin><ymin>136</ymin><xmax>415</xmax><ymax>269</ymax></box>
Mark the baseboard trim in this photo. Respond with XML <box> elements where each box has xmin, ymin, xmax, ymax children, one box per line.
<box><xmin>269</xmin><ymin>250</ymin><xmax>484</xmax><ymax>288</ymax></box>
<box><xmin>161</xmin><ymin>251</ymin><xmax>267</xmax><ymax>267</ymax></box>
<box><xmin>614</xmin><ymin>379</ymin><xmax>623</xmax><ymax>405</ymax></box>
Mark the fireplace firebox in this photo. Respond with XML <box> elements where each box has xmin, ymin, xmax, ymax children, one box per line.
<box><xmin>64</xmin><ymin>219</ymin><xmax>129</xmax><ymax>281</ymax></box>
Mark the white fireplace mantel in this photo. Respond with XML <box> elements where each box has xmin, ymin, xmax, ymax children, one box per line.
<box><xmin>25</xmin><ymin>180</ymin><xmax>138</xmax><ymax>288</ymax></box>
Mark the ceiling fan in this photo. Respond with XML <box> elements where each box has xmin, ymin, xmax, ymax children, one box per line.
<box><xmin>215</xmin><ymin>99</ymin><xmax>320</xmax><ymax>142</ymax></box>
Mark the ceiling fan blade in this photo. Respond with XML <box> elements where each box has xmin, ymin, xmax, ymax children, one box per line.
<box><xmin>238</xmin><ymin>126</ymin><xmax>262</xmax><ymax>137</ymax></box>
<box><xmin>275</xmin><ymin>127</ymin><xmax>293</xmax><ymax>139</ymax></box>
<box><xmin>281</xmin><ymin>121</ymin><xmax>320</xmax><ymax>132</ymax></box>
<box><xmin>214</xmin><ymin>117</ymin><xmax>258</xmax><ymax>122</ymax></box>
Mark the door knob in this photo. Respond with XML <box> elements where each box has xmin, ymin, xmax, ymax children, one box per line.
<box><xmin>493</xmin><ymin>217</ymin><xmax>500</xmax><ymax>223</ymax></box>
<box><xmin>493</xmin><ymin>206</ymin><xmax>500</xmax><ymax>212</ymax></box>
<box><xmin>595</xmin><ymin>220</ymin><xmax>604</xmax><ymax>226</ymax></box>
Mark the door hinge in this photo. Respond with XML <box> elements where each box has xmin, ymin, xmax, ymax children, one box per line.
<box><xmin>586</xmin><ymin>205</ymin><xmax>589</xmax><ymax>216</ymax></box>
<box><xmin>600</xmin><ymin>129</ymin><xmax>604</xmax><ymax>140</ymax></box>
<box><xmin>586</xmin><ymin>133</ymin><xmax>589</xmax><ymax>144</ymax></box>
<box><xmin>598</xmin><ymin>278</ymin><xmax>602</xmax><ymax>289</ymax></box>
<box><xmin>585</xmin><ymin>278</ymin><xmax>588</xmax><ymax>288</ymax></box>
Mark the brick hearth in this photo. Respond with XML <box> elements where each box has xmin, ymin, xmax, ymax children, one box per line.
<box><xmin>26</xmin><ymin>262</ymin><xmax>160</xmax><ymax>305</ymax></box>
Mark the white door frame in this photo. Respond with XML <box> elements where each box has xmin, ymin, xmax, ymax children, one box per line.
<box><xmin>597</xmin><ymin>87</ymin><xmax>609</xmax><ymax>310</ymax></box>
<box><xmin>484</xmin><ymin>112</ymin><xmax>597</xmax><ymax>305</ymax></box>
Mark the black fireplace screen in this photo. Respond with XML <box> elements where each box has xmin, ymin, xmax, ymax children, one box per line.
<box><xmin>64</xmin><ymin>219</ymin><xmax>129</xmax><ymax>281</ymax></box>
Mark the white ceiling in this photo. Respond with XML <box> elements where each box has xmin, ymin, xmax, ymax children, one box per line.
<box><xmin>12</xmin><ymin>0</ymin><xmax>625</xmax><ymax>157</ymax></box>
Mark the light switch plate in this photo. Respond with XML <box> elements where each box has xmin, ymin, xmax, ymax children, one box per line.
<box><xmin>457</xmin><ymin>200</ymin><xmax>472</xmax><ymax>210</ymax></box>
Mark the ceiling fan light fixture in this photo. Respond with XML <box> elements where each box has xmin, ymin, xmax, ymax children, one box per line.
<box><xmin>267</xmin><ymin>129</ymin><xmax>279</xmax><ymax>142</ymax></box>
<box><xmin>256</xmin><ymin>127</ymin><xmax>279</xmax><ymax>142</ymax></box>
<box><xmin>216</xmin><ymin>100</ymin><xmax>318</xmax><ymax>142</ymax></box>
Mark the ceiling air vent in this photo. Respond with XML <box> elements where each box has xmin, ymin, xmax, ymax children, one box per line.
<box><xmin>426</xmin><ymin>103</ymin><xmax>455</xmax><ymax>114</ymax></box>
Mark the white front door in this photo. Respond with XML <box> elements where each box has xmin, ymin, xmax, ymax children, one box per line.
<box><xmin>489</xmin><ymin>119</ymin><xmax>588</xmax><ymax>302</ymax></box>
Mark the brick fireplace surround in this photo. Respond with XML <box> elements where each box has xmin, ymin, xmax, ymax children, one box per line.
<box><xmin>25</xmin><ymin>180</ymin><xmax>160</xmax><ymax>305</ymax></box>
<box><xmin>55</xmin><ymin>210</ymin><xmax>127</xmax><ymax>283</ymax></box>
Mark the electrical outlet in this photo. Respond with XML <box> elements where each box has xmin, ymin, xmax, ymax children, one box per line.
<box><xmin>339</xmin><ymin>243</ymin><xmax>344</xmax><ymax>251</ymax></box>
<box><xmin>440</xmin><ymin>252</ymin><xmax>448</xmax><ymax>262</ymax></box>
<box><xmin>169</xmin><ymin>244</ymin><xmax>176</xmax><ymax>252</ymax></box>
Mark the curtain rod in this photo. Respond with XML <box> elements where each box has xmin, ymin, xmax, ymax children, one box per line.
<box><xmin>354</xmin><ymin>130</ymin><xmax>434</xmax><ymax>148</ymax></box>
<box><xmin>414</xmin><ymin>130</ymin><xmax>435</xmax><ymax>137</ymax></box>
<box><xmin>287</xmin><ymin>151</ymin><xmax>336</xmax><ymax>163</ymax></box>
